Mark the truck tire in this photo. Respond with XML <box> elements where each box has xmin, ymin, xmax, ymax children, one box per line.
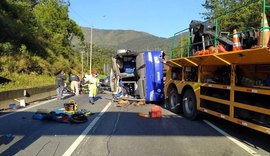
<box><xmin>167</xmin><ymin>87</ymin><xmax>180</xmax><ymax>113</ymax></box>
<box><xmin>182</xmin><ymin>89</ymin><xmax>198</xmax><ymax>120</ymax></box>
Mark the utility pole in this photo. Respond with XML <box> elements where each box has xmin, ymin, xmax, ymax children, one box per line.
<box><xmin>86</xmin><ymin>45</ymin><xmax>89</xmax><ymax>72</ymax></box>
<box><xmin>81</xmin><ymin>50</ymin><xmax>85</xmax><ymax>78</ymax></box>
<box><xmin>90</xmin><ymin>26</ymin><xmax>93</xmax><ymax>74</ymax></box>
<box><xmin>89</xmin><ymin>16</ymin><xmax>106</xmax><ymax>73</ymax></box>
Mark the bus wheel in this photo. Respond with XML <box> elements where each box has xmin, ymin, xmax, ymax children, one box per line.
<box><xmin>182</xmin><ymin>89</ymin><xmax>198</xmax><ymax>120</ymax></box>
<box><xmin>167</xmin><ymin>87</ymin><xmax>180</xmax><ymax>113</ymax></box>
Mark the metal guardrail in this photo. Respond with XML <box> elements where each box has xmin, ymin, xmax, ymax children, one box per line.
<box><xmin>0</xmin><ymin>85</ymin><xmax>56</xmax><ymax>101</ymax></box>
<box><xmin>0</xmin><ymin>85</ymin><xmax>57</xmax><ymax>109</ymax></box>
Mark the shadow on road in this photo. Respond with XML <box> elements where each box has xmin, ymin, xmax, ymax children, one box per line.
<box><xmin>0</xmin><ymin>101</ymin><xmax>269</xmax><ymax>155</ymax></box>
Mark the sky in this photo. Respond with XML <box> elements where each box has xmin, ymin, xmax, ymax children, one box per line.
<box><xmin>68</xmin><ymin>0</ymin><xmax>206</xmax><ymax>38</ymax></box>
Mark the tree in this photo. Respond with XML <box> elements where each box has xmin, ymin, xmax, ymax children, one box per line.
<box><xmin>33</xmin><ymin>0</ymin><xmax>84</xmax><ymax>55</ymax></box>
<box><xmin>201</xmin><ymin>0</ymin><xmax>263</xmax><ymax>32</ymax></box>
<box><xmin>0</xmin><ymin>0</ymin><xmax>85</xmax><ymax>75</ymax></box>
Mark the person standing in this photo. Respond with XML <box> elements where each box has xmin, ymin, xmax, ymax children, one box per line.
<box><xmin>56</xmin><ymin>70</ymin><xmax>66</xmax><ymax>100</ymax></box>
<box><xmin>85</xmin><ymin>69</ymin><xmax>99</xmax><ymax>104</ymax></box>
<box><xmin>69</xmin><ymin>72</ymin><xmax>80</xmax><ymax>95</ymax></box>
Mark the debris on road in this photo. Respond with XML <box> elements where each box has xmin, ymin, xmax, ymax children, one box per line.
<box><xmin>138</xmin><ymin>112</ymin><xmax>149</xmax><ymax>118</ymax></box>
<box><xmin>138</xmin><ymin>105</ymin><xmax>162</xmax><ymax>118</ymax></box>
<box><xmin>7</xmin><ymin>99</ymin><xmax>28</xmax><ymax>110</ymax></box>
<box><xmin>14</xmin><ymin>98</ymin><xmax>26</xmax><ymax>107</ymax></box>
<box><xmin>150</xmin><ymin>106</ymin><xmax>162</xmax><ymax>118</ymax></box>
<box><xmin>121</xmin><ymin>97</ymin><xmax>145</xmax><ymax>102</ymax></box>
<box><xmin>117</xmin><ymin>99</ymin><xmax>129</xmax><ymax>105</ymax></box>
<box><xmin>9</xmin><ymin>103</ymin><xmax>20</xmax><ymax>110</ymax></box>
<box><xmin>32</xmin><ymin>100</ymin><xmax>93</xmax><ymax>124</ymax></box>
<box><xmin>117</xmin><ymin>97</ymin><xmax>145</xmax><ymax>106</ymax></box>
<box><xmin>5</xmin><ymin>134</ymin><xmax>12</xmax><ymax>138</ymax></box>
<box><xmin>133</xmin><ymin>101</ymin><xmax>145</xmax><ymax>106</ymax></box>
<box><xmin>0</xmin><ymin>133</ymin><xmax>14</xmax><ymax>145</ymax></box>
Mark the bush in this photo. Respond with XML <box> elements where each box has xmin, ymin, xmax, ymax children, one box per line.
<box><xmin>0</xmin><ymin>42</ymin><xmax>14</xmax><ymax>54</ymax></box>
<box><xmin>0</xmin><ymin>73</ymin><xmax>56</xmax><ymax>92</ymax></box>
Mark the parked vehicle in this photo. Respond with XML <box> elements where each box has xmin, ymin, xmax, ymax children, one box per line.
<box><xmin>98</xmin><ymin>76</ymin><xmax>111</xmax><ymax>93</ymax></box>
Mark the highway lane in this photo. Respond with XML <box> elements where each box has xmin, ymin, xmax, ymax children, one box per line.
<box><xmin>0</xmin><ymin>93</ymin><xmax>269</xmax><ymax>156</ymax></box>
<box><xmin>0</xmin><ymin>93</ymin><xmax>112</xmax><ymax>156</ymax></box>
<box><xmin>204</xmin><ymin>115</ymin><xmax>270</xmax><ymax>156</ymax></box>
<box><xmin>70</xmin><ymin>101</ymin><xmax>258</xmax><ymax>156</ymax></box>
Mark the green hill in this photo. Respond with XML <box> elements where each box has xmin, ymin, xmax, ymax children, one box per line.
<box><xmin>81</xmin><ymin>27</ymin><xmax>172</xmax><ymax>53</ymax></box>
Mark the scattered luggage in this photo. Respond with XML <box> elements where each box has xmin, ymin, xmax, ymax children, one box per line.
<box><xmin>32</xmin><ymin>100</ymin><xmax>93</xmax><ymax>124</ymax></box>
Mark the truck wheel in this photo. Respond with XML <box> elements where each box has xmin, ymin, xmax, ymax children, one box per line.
<box><xmin>182</xmin><ymin>89</ymin><xmax>198</xmax><ymax>120</ymax></box>
<box><xmin>167</xmin><ymin>87</ymin><xmax>180</xmax><ymax>113</ymax></box>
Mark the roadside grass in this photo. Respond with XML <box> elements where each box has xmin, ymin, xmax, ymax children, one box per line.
<box><xmin>0</xmin><ymin>73</ymin><xmax>107</xmax><ymax>92</ymax></box>
<box><xmin>0</xmin><ymin>73</ymin><xmax>55</xmax><ymax>92</ymax></box>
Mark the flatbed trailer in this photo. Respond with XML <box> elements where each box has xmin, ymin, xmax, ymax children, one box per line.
<box><xmin>164</xmin><ymin>0</ymin><xmax>270</xmax><ymax>134</ymax></box>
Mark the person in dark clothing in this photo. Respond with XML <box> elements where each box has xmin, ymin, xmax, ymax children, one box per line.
<box><xmin>69</xmin><ymin>72</ymin><xmax>80</xmax><ymax>95</ymax></box>
<box><xmin>56</xmin><ymin>70</ymin><xmax>66</xmax><ymax>100</ymax></box>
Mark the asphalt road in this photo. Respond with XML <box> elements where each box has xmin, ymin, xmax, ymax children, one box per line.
<box><xmin>0</xmin><ymin>93</ymin><xmax>269</xmax><ymax>156</ymax></box>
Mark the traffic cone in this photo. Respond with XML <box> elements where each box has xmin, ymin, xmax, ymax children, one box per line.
<box><xmin>208</xmin><ymin>46</ymin><xmax>215</xmax><ymax>54</ymax></box>
<box><xmin>195</xmin><ymin>50</ymin><xmax>201</xmax><ymax>56</ymax></box>
<box><xmin>217</xmin><ymin>44</ymin><xmax>226</xmax><ymax>53</ymax></box>
<box><xmin>232</xmin><ymin>29</ymin><xmax>242</xmax><ymax>51</ymax></box>
<box><xmin>257</xmin><ymin>13</ymin><xmax>270</xmax><ymax>47</ymax></box>
<box><xmin>203</xmin><ymin>50</ymin><xmax>209</xmax><ymax>55</ymax></box>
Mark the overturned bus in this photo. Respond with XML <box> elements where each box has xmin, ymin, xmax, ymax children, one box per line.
<box><xmin>110</xmin><ymin>49</ymin><xmax>164</xmax><ymax>102</ymax></box>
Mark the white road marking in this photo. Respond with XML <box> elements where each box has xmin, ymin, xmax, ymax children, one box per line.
<box><xmin>203</xmin><ymin>120</ymin><xmax>260</xmax><ymax>156</ymax></box>
<box><xmin>0</xmin><ymin>98</ymin><xmax>56</xmax><ymax>119</ymax></box>
<box><xmin>63</xmin><ymin>101</ymin><xmax>112</xmax><ymax>156</ymax></box>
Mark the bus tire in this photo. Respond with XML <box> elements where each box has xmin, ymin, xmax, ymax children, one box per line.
<box><xmin>182</xmin><ymin>89</ymin><xmax>198</xmax><ymax>120</ymax></box>
<box><xmin>167</xmin><ymin>87</ymin><xmax>180</xmax><ymax>113</ymax></box>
